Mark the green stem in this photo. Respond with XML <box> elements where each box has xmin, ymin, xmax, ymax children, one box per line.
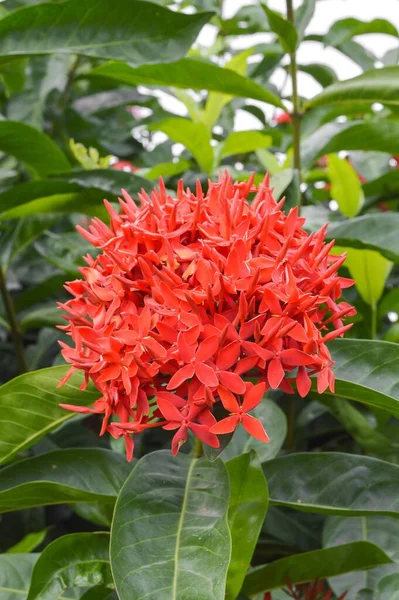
<box><xmin>286</xmin><ymin>0</ymin><xmax>303</xmax><ymax>210</ymax></box>
<box><xmin>193</xmin><ymin>437</ymin><xmax>204</xmax><ymax>458</ymax></box>
<box><xmin>0</xmin><ymin>265</ymin><xmax>27</xmax><ymax>373</ymax></box>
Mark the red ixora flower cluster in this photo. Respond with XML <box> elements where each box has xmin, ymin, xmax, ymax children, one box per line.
<box><xmin>58</xmin><ymin>173</ymin><xmax>354</xmax><ymax>460</ymax></box>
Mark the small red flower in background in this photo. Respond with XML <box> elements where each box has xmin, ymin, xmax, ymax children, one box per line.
<box><xmin>111</xmin><ymin>160</ymin><xmax>138</xmax><ymax>173</ymax></box>
<box><xmin>274</xmin><ymin>111</ymin><xmax>292</xmax><ymax>124</ymax></box>
<box><xmin>58</xmin><ymin>172</ymin><xmax>354</xmax><ymax>460</ymax></box>
<box><xmin>281</xmin><ymin>578</ymin><xmax>347</xmax><ymax>600</ymax></box>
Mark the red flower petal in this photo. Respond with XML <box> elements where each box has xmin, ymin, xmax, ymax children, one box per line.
<box><xmin>218</xmin><ymin>371</ymin><xmax>246</xmax><ymax>395</ymax></box>
<box><xmin>190</xmin><ymin>422</ymin><xmax>220</xmax><ymax>448</ymax></box>
<box><xmin>217</xmin><ymin>340</ymin><xmax>240</xmax><ymax>370</ymax></box>
<box><xmin>196</xmin><ymin>335</ymin><xmax>220</xmax><ymax>362</ymax></box>
<box><xmin>242</xmin><ymin>414</ymin><xmax>270</xmax><ymax>442</ymax></box>
<box><xmin>195</xmin><ymin>362</ymin><xmax>218</xmax><ymax>387</ymax></box>
<box><xmin>167</xmin><ymin>364</ymin><xmax>195</xmax><ymax>389</ymax></box>
<box><xmin>218</xmin><ymin>386</ymin><xmax>240</xmax><ymax>412</ymax></box>
<box><xmin>296</xmin><ymin>366</ymin><xmax>311</xmax><ymax>398</ymax></box>
<box><xmin>210</xmin><ymin>415</ymin><xmax>240</xmax><ymax>435</ymax></box>
<box><xmin>157</xmin><ymin>397</ymin><xmax>184</xmax><ymax>422</ymax></box>
<box><xmin>242</xmin><ymin>382</ymin><xmax>266</xmax><ymax>412</ymax></box>
<box><xmin>281</xmin><ymin>348</ymin><xmax>314</xmax><ymax>367</ymax></box>
<box><xmin>268</xmin><ymin>357</ymin><xmax>285</xmax><ymax>389</ymax></box>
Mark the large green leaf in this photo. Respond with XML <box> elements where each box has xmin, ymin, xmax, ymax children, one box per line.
<box><xmin>110</xmin><ymin>450</ymin><xmax>231</xmax><ymax>600</ymax></box>
<box><xmin>220</xmin><ymin>131</ymin><xmax>272</xmax><ymax>159</ymax></box>
<box><xmin>0</xmin><ymin>0</ymin><xmax>212</xmax><ymax>65</ymax></box>
<box><xmin>338</xmin><ymin>247</ymin><xmax>392</xmax><ymax>308</ymax></box>
<box><xmin>149</xmin><ymin>118</ymin><xmax>214</xmax><ymax>174</ymax></box>
<box><xmin>27</xmin><ymin>533</ymin><xmax>113</xmax><ymax>600</ymax></box>
<box><xmin>327</xmin><ymin>153</ymin><xmax>364</xmax><ymax>217</ymax></box>
<box><xmin>0</xmin><ymin>366</ymin><xmax>98</xmax><ymax>465</ymax></box>
<box><xmin>88</xmin><ymin>58</ymin><xmax>283</xmax><ymax>109</ymax></box>
<box><xmin>241</xmin><ymin>542</ymin><xmax>392</xmax><ymax>594</ymax></box>
<box><xmin>264</xmin><ymin>452</ymin><xmax>399</xmax><ymax>517</ymax></box>
<box><xmin>301</xmin><ymin>121</ymin><xmax>399</xmax><ymax>167</ymax></box>
<box><xmin>0</xmin><ymin>215</ymin><xmax>58</xmax><ymax>271</ymax></box>
<box><xmin>327</xmin><ymin>214</ymin><xmax>399</xmax><ymax>264</ymax></box>
<box><xmin>0</xmin><ymin>121</ymin><xmax>70</xmax><ymax>176</ymax></box>
<box><xmin>322</xmin><ymin>338</ymin><xmax>399</xmax><ymax>417</ymax></box>
<box><xmin>0</xmin><ymin>554</ymin><xmax>38</xmax><ymax>600</ymax></box>
<box><xmin>221</xmin><ymin>398</ymin><xmax>286</xmax><ymax>463</ymax></box>
<box><xmin>225</xmin><ymin>452</ymin><xmax>268</xmax><ymax>600</ymax></box>
<box><xmin>309</xmin><ymin>67</ymin><xmax>399</xmax><ymax>109</ymax></box>
<box><xmin>262</xmin><ymin>5</ymin><xmax>298</xmax><ymax>54</ymax></box>
<box><xmin>0</xmin><ymin>448</ymin><xmax>131</xmax><ymax>513</ymax></box>
<box><xmin>323</xmin><ymin>516</ymin><xmax>399</xmax><ymax>597</ymax></box>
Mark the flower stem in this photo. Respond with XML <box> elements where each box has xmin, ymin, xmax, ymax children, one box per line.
<box><xmin>193</xmin><ymin>437</ymin><xmax>204</xmax><ymax>458</ymax></box>
<box><xmin>286</xmin><ymin>0</ymin><xmax>302</xmax><ymax>210</ymax></box>
<box><xmin>0</xmin><ymin>265</ymin><xmax>27</xmax><ymax>373</ymax></box>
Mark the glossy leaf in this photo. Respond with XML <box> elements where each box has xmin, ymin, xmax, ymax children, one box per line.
<box><xmin>301</xmin><ymin>121</ymin><xmax>399</xmax><ymax>167</ymax></box>
<box><xmin>110</xmin><ymin>450</ymin><xmax>231</xmax><ymax>600</ymax></box>
<box><xmin>221</xmin><ymin>398</ymin><xmax>286</xmax><ymax>463</ymax></box>
<box><xmin>0</xmin><ymin>553</ymin><xmax>38</xmax><ymax>600</ymax></box>
<box><xmin>295</xmin><ymin>0</ymin><xmax>316</xmax><ymax>40</ymax></box>
<box><xmin>0</xmin><ymin>215</ymin><xmax>58</xmax><ymax>271</ymax></box>
<box><xmin>27</xmin><ymin>532</ymin><xmax>113</xmax><ymax>600</ymax></box>
<box><xmin>264</xmin><ymin>452</ymin><xmax>399</xmax><ymax>517</ymax></box>
<box><xmin>0</xmin><ymin>121</ymin><xmax>70</xmax><ymax>176</ymax></box>
<box><xmin>225</xmin><ymin>452</ymin><xmax>268</xmax><ymax>599</ymax></box>
<box><xmin>262</xmin><ymin>5</ymin><xmax>298</xmax><ymax>54</ymax></box>
<box><xmin>323</xmin><ymin>516</ymin><xmax>399</xmax><ymax>597</ymax></box>
<box><xmin>298</xmin><ymin>63</ymin><xmax>337</xmax><ymax>87</ymax></box>
<box><xmin>309</xmin><ymin>67</ymin><xmax>399</xmax><ymax>109</ymax></box>
<box><xmin>327</xmin><ymin>153</ymin><xmax>364</xmax><ymax>217</ymax></box>
<box><xmin>220</xmin><ymin>131</ymin><xmax>272</xmax><ymax>159</ymax></box>
<box><xmin>149</xmin><ymin>118</ymin><xmax>214</xmax><ymax>174</ymax></box>
<box><xmin>241</xmin><ymin>541</ymin><xmax>392</xmax><ymax>594</ymax></box>
<box><xmin>327</xmin><ymin>214</ymin><xmax>399</xmax><ymax>264</ymax></box>
<box><xmin>321</xmin><ymin>338</ymin><xmax>399</xmax><ymax>417</ymax></box>
<box><xmin>0</xmin><ymin>0</ymin><xmax>212</xmax><ymax>65</ymax></box>
<box><xmin>0</xmin><ymin>366</ymin><xmax>98</xmax><ymax>465</ymax></box>
<box><xmin>0</xmin><ymin>448</ymin><xmax>131</xmax><ymax>513</ymax></box>
<box><xmin>88</xmin><ymin>58</ymin><xmax>283</xmax><ymax>110</ymax></box>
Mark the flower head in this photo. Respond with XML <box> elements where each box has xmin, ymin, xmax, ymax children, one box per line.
<box><xmin>58</xmin><ymin>173</ymin><xmax>354</xmax><ymax>460</ymax></box>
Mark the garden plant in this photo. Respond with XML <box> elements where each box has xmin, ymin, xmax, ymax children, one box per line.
<box><xmin>0</xmin><ymin>0</ymin><xmax>398</xmax><ymax>598</ymax></box>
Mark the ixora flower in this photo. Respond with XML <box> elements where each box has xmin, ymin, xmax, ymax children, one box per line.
<box><xmin>58</xmin><ymin>173</ymin><xmax>355</xmax><ymax>460</ymax></box>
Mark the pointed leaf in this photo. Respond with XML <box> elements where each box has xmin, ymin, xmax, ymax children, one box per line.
<box><xmin>338</xmin><ymin>247</ymin><xmax>392</xmax><ymax>307</ymax></box>
<box><xmin>0</xmin><ymin>448</ymin><xmax>131</xmax><ymax>513</ymax></box>
<box><xmin>27</xmin><ymin>532</ymin><xmax>112</xmax><ymax>600</ymax></box>
<box><xmin>327</xmin><ymin>153</ymin><xmax>364</xmax><ymax>217</ymax></box>
<box><xmin>225</xmin><ymin>452</ymin><xmax>268</xmax><ymax>600</ymax></box>
<box><xmin>241</xmin><ymin>542</ymin><xmax>393</xmax><ymax>594</ymax></box>
<box><xmin>262</xmin><ymin>5</ymin><xmax>298</xmax><ymax>54</ymax></box>
<box><xmin>220</xmin><ymin>131</ymin><xmax>272</xmax><ymax>159</ymax></box>
<box><xmin>0</xmin><ymin>366</ymin><xmax>98</xmax><ymax>465</ymax></box>
<box><xmin>110</xmin><ymin>450</ymin><xmax>231</xmax><ymax>600</ymax></box>
<box><xmin>0</xmin><ymin>554</ymin><xmax>38</xmax><ymax>600</ymax></box>
<box><xmin>264</xmin><ymin>452</ymin><xmax>399</xmax><ymax>517</ymax></box>
<box><xmin>0</xmin><ymin>0</ymin><xmax>212</xmax><ymax>65</ymax></box>
<box><xmin>88</xmin><ymin>58</ymin><xmax>284</xmax><ymax>112</ymax></box>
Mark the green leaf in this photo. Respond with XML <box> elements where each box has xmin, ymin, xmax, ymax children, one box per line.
<box><xmin>202</xmin><ymin>49</ymin><xmax>254</xmax><ymax>129</ymax></box>
<box><xmin>149</xmin><ymin>118</ymin><xmax>214</xmax><ymax>174</ymax></box>
<box><xmin>0</xmin><ymin>448</ymin><xmax>131</xmax><ymax>512</ymax></box>
<box><xmin>298</xmin><ymin>63</ymin><xmax>337</xmax><ymax>87</ymax></box>
<box><xmin>0</xmin><ymin>553</ymin><xmax>38</xmax><ymax>600</ymax></box>
<box><xmin>0</xmin><ymin>215</ymin><xmax>58</xmax><ymax>271</ymax></box>
<box><xmin>262</xmin><ymin>5</ymin><xmax>298</xmax><ymax>54</ymax></box>
<box><xmin>225</xmin><ymin>452</ymin><xmax>268</xmax><ymax>600</ymax></box>
<box><xmin>323</xmin><ymin>516</ymin><xmax>399</xmax><ymax>597</ymax></box>
<box><xmin>363</xmin><ymin>170</ymin><xmax>399</xmax><ymax>197</ymax></box>
<box><xmin>338</xmin><ymin>247</ymin><xmax>392</xmax><ymax>307</ymax></box>
<box><xmin>87</xmin><ymin>58</ymin><xmax>284</xmax><ymax>111</ymax></box>
<box><xmin>221</xmin><ymin>398</ymin><xmax>286</xmax><ymax>463</ymax></box>
<box><xmin>270</xmin><ymin>169</ymin><xmax>294</xmax><ymax>201</ymax></box>
<box><xmin>335</xmin><ymin>40</ymin><xmax>376</xmax><ymax>71</ymax></box>
<box><xmin>264</xmin><ymin>452</ymin><xmax>399</xmax><ymax>517</ymax></box>
<box><xmin>378</xmin><ymin>574</ymin><xmax>399</xmax><ymax>599</ymax></box>
<box><xmin>325</xmin><ymin>18</ymin><xmax>398</xmax><ymax>47</ymax></box>
<box><xmin>0</xmin><ymin>57</ymin><xmax>26</xmax><ymax>96</ymax></box>
<box><xmin>327</xmin><ymin>153</ymin><xmax>364</xmax><ymax>217</ymax></box>
<box><xmin>58</xmin><ymin>168</ymin><xmax>153</xmax><ymax>195</ymax></box>
<box><xmin>327</xmin><ymin>214</ymin><xmax>399</xmax><ymax>264</ymax></box>
<box><xmin>302</xmin><ymin>121</ymin><xmax>399</xmax><ymax>167</ymax></box>
<box><xmin>140</xmin><ymin>160</ymin><xmax>191</xmax><ymax>181</ymax></box>
<box><xmin>0</xmin><ymin>366</ymin><xmax>98</xmax><ymax>465</ymax></box>
<box><xmin>220</xmin><ymin>131</ymin><xmax>272</xmax><ymax>159</ymax></box>
<box><xmin>241</xmin><ymin>542</ymin><xmax>392</xmax><ymax>594</ymax></box>
<box><xmin>295</xmin><ymin>0</ymin><xmax>316</xmax><ymax>40</ymax></box>
<box><xmin>7</xmin><ymin>529</ymin><xmax>48</xmax><ymax>553</ymax></box>
<box><xmin>256</xmin><ymin>149</ymin><xmax>282</xmax><ymax>175</ymax></box>
<box><xmin>19</xmin><ymin>305</ymin><xmax>64</xmax><ymax>331</ymax></box>
<box><xmin>0</xmin><ymin>121</ymin><xmax>70</xmax><ymax>176</ymax></box>
<box><xmin>27</xmin><ymin>532</ymin><xmax>113</xmax><ymax>600</ymax></box>
<box><xmin>0</xmin><ymin>0</ymin><xmax>212</xmax><ymax>65</ymax></box>
<box><xmin>321</xmin><ymin>338</ymin><xmax>399</xmax><ymax>417</ymax></box>
<box><xmin>110</xmin><ymin>450</ymin><xmax>231</xmax><ymax>600</ymax></box>
<box><xmin>309</xmin><ymin>67</ymin><xmax>399</xmax><ymax>109</ymax></box>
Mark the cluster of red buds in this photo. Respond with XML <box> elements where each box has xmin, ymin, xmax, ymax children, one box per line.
<box><xmin>273</xmin><ymin>111</ymin><xmax>292</xmax><ymax>125</ymax></box>
<box><xmin>58</xmin><ymin>173</ymin><xmax>354</xmax><ymax>460</ymax></box>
